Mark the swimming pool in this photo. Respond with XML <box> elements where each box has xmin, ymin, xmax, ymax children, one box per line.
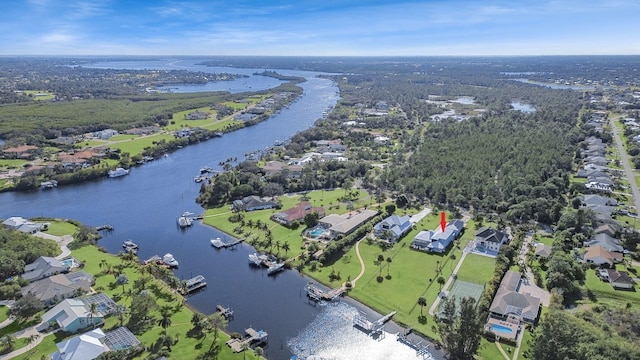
<box><xmin>309</xmin><ymin>228</ymin><xmax>324</xmax><ymax>237</ymax></box>
<box><xmin>490</xmin><ymin>324</ymin><xmax>513</xmax><ymax>334</ymax></box>
<box><xmin>62</xmin><ymin>259</ymin><xmax>76</xmax><ymax>268</ymax></box>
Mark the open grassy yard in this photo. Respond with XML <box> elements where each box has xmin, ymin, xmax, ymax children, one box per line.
<box><xmin>22</xmin><ymin>90</ymin><xmax>55</xmax><ymax>101</ymax></box>
<box><xmin>0</xmin><ymin>305</ymin><xmax>9</xmax><ymax>323</ymax></box>
<box><xmin>455</xmin><ymin>254</ymin><xmax>496</xmax><ymax>285</ymax></box>
<box><xmin>108</xmin><ymin>133</ymin><xmax>175</xmax><ymax>155</ymax></box>
<box><xmin>0</xmin><ymin>159</ymin><xmax>28</xmax><ymax>168</ymax></box>
<box><xmin>581</xmin><ymin>268</ymin><xmax>640</xmax><ymax>307</ymax></box>
<box><xmin>38</xmin><ymin>219</ymin><xmax>78</xmax><ymax>237</ymax></box>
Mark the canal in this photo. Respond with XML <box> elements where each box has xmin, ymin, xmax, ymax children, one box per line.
<box><xmin>0</xmin><ymin>59</ymin><xmax>440</xmax><ymax>360</ymax></box>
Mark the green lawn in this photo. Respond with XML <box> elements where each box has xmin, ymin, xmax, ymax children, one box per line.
<box><xmin>581</xmin><ymin>268</ymin><xmax>640</xmax><ymax>307</ymax></box>
<box><xmin>22</xmin><ymin>90</ymin><xmax>55</xmax><ymax>101</ymax></box>
<box><xmin>40</xmin><ymin>220</ymin><xmax>78</xmax><ymax>237</ymax></box>
<box><xmin>108</xmin><ymin>133</ymin><xmax>175</xmax><ymax>155</ymax></box>
<box><xmin>477</xmin><ymin>338</ymin><xmax>509</xmax><ymax>360</ymax></box>
<box><xmin>0</xmin><ymin>305</ymin><xmax>9</xmax><ymax>323</ymax></box>
<box><xmin>0</xmin><ymin>159</ymin><xmax>28</xmax><ymax>168</ymax></box>
<box><xmin>455</xmin><ymin>254</ymin><xmax>496</xmax><ymax>285</ymax></box>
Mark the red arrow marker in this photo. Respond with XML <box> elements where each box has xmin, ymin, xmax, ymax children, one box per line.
<box><xmin>440</xmin><ymin>212</ymin><xmax>446</xmax><ymax>232</ymax></box>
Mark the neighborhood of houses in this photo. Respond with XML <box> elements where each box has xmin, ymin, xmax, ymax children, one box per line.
<box><xmin>2</xmin><ymin>218</ymin><xmax>142</xmax><ymax>359</ymax></box>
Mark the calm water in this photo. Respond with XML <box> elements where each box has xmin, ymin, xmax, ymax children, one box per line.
<box><xmin>511</xmin><ymin>101</ymin><xmax>536</xmax><ymax>113</ymax></box>
<box><xmin>0</xmin><ymin>59</ymin><xmax>439</xmax><ymax>360</ymax></box>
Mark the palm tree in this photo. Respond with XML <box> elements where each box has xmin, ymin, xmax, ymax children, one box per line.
<box><xmin>282</xmin><ymin>241</ymin><xmax>290</xmax><ymax>256</ymax></box>
<box><xmin>417</xmin><ymin>297</ymin><xmax>427</xmax><ymax>316</ymax></box>
<box><xmin>241</xmin><ymin>342</ymin><xmax>250</xmax><ymax>360</ymax></box>
<box><xmin>98</xmin><ymin>259</ymin><xmax>108</xmax><ymax>273</ymax></box>
<box><xmin>207</xmin><ymin>312</ymin><xmax>228</xmax><ymax>352</ymax></box>
<box><xmin>26</xmin><ymin>333</ymin><xmax>39</xmax><ymax>350</ymax></box>
<box><xmin>254</xmin><ymin>346</ymin><xmax>264</xmax><ymax>358</ymax></box>
<box><xmin>114</xmin><ymin>304</ymin><xmax>127</xmax><ymax>327</ymax></box>
<box><xmin>87</xmin><ymin>302</ymin><xmax>99</xmax><ymax>328</ymax></box>
<box><xmin>158</xmin><ymin>306</ymin><xmax>173</xmax><ymax>336</ymax></box>
<box><xmin>449</xmin><ymin>253</ymin><xmax>456</xmax><ymax>271</ymax></box>
<box><xmin>437</xmin><ymin>276</ymin><xmax>446</xmax><ymax>291</ymax></box>
<box><xmin>386</xmin><ymin>257</ymin><xmax>392</xmax><ymax>277</ymax></box>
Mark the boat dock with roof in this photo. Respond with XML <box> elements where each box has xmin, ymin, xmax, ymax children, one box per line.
<box><xmin>226</xmin><ymin>327</ymin><xmax>268</xmax><ymax>352</ymax></box>
<box><xmin>180</xmin><ymin>275</ymin><xmax>207</xmax><ymax>294</ymax></box>
<box><xmin>305</xmin><ymin>282</ymin><xmax>346</xmax><ymax>301</ymax></box>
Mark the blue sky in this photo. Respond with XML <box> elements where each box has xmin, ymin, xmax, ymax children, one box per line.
<box><xmin>1</xmin><ymin>0</ymin><xmax>639</xmax><ymax>56</ymax></box>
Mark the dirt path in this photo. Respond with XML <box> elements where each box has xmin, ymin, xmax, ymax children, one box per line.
<box><xmin>349</xmin><ymin>239</ymin><xmax>367</xmax><ymax>288</ymax></box>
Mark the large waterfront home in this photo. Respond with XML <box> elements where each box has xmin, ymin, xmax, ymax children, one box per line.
<box><xmin>21</xmin><ymin>271</ymin><xmax>94</xmax><ymax>306</ymax></box>
<box><xmin>317</xmin><ymin>209</ymin><xmax>379</xmax><ymax>239</ymax></box>
<box><xmin>2</xmin><ymin>216</ymin><xmax>47</xmax><ymax>234</ymax></box>
<box><xmin>21</xmin><ymin>256</ymin><xmax>70</xmax><ymax>281</ymax></box>
<box><xmin>410</xmin><ymin>219</ymin><xmax>464</xmax><ymax>253</ymax></box>
<box><xmin>373</xmin><ymin>214</ymin><xmax>412</xmax><ymax>242</ymax></box>
<box><xmin>271</xmin><ymin>201</ymin><xmax>325</xmax><ymax>227</ymax></box>
<box><xmin>232</xmin><ymin>195</ymin><xmax>278</xmax><ymax>212</ymax></box>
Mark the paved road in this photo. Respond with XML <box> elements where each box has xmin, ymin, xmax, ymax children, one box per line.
<box><xmin>610</xmin><ymin>116</ymin><xmax>640</xmax><ymax>212</ymax></box>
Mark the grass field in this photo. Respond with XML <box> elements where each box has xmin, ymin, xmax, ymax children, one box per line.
<box><xmin>455</xmin><ymin>254</ymin><xmax>496</xmax><ymax>284</ymax></box>
<box><xmin>40</xmin><ymin>220</ymin><xmax>78</xmax><ymax>237</ymax></box>
<box><xmin>22</xmin><ymin>90</ymin><xmax>55</xmax><ymax>101</ymax></box>
<box><xmin>0</xmin><ymin>305</ymin><xmax>9</xmax><ymax>323</ymax></box>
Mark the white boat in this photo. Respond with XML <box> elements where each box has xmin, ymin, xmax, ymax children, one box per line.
<box><xmin>177</xmin><ymin>211</ymin><xmax>194</xmax><ymax>227</ymax></box>
<box><xmin>200</xmin><ymin>166</ymin><xmax>214</xmax><ymax>174</ymax></box>
<box><xmin>163</xmin><ymin>253</ymin><xmax>179</xmax><ymax>267</ymax></box>
<box><xmin>122</xmin><ymin>240</ymin><xmax>138</xmax><ymax>249</ymax></box>
<box><xmin>41</xmin><ymin>180</ymin><xmax>58</xmax><ymax>189</ymax></box>
<box><xmin>267</xmin><ymin>262</ymin><xmax>285</xmax><ymax>275</ymax></box>
<box><xmin>248</xmin><ymin>253</ymin><xmax>264</xmax><ymax>266</ymax></box>
<box><xmin>108</xmin><ymin>167</ymin><xmax>130</xmax><ymax>178</ymax></box>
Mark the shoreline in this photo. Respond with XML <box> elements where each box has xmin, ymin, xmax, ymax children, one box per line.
<box><xmin>200</xmin><ymin>219</ymin><xmax>446</xmax><ymax>360</ymax></box>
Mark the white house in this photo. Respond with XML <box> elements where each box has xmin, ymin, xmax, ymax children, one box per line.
<box><xmin>474</xmin><ymin>227</ymin><xmax>509</xmax><ymax>252</ymax></box>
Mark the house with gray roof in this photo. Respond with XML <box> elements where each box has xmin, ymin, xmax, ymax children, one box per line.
<box><xmin>489</xmin><ymin>270</ymin><xmax>540</xmax><ymax>323</ymax></box>
<box><xmin>22</xmin><ymin>271</ymin><xmax>94</xmax><ymax>306</ymax></box>
<box><xmin>583</xmin><ymin>233</ymin><xmax>623</xmax><ymax>253</ymax></box>
<box><xmin>232</xmin><ymin>196</ymin><xmax>278</xmax><ymax>212</ymax></box>
<box><xmin>2</xmin><ymin>216</ymin><xmax>46</xmax><ymax>234</ymax></box>
<box><xmin>605</xmin><ymin>269</ymin><xmax>635</xmax><ymax>290</ymax></box>
<box><xmin>410</xmin><ymin>219</ymin><xmax>464</xmax><ymax>253</ymax></box>
<box><xmin>373</xmin><ymin>214</ymin><xmax>412</xmax><ymax>242</ymax></box>
<box><xmin>21</xmin><ymin>256</ymin><xmax>70</xmax><ymax>281</ymax></box>
<box><xmin>534</xmin><ymin>243</ymin><xmax>552</xmax><ymax>259</ymax></box>
<box><xmin>318</xmin><ymin>209</ymin><xmax>378</xmax><ymax>239</ymax></box>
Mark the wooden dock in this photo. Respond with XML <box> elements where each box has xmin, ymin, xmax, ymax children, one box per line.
<box><xmin>305</xmin><ymin>282</ymin><xmax>345</xmax><ymax>301</ymax></box>
<box><xmin>216</xmin><ymin>305</ymin><xmax>234</xmax><ymax>319</ymax></box>
<box><xmin>210</xmin><ymin>237</ymin><xmax>243</xmax><ymax>249</ymax></box>
<box><xmin>226</xmin><ymin>327</ymin><xmax>268</xmax><ymax>352</ymax></box>
<box><xmin>95</xmin><ymin>224</ymin><xmax>114</xmax><ymax>231</ymax></box>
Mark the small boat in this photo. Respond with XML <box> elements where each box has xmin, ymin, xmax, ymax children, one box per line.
<box><xmin>41</xmin><ymin>180</ymin><xmax>58</xmax><ymax>189</ymax></box>
<box><xmin>200</xmin><ymin>166</ymin><xmax>214</xmax><ymax>174</ymax></box>
<box><xmin>267</xmin><ymin>262</ymin><xmax>285</xmax><ymax>275</ymax></box>
<box><xmin>123</xmin><ymin>240</ymin><xmax>138</xmax><ymax>249</ymax></box>
<box><xmin>248</xmin><ymin>253</ymin><xmax>265</xmax><ymax>266</ymax></box>
<box><xmin>108</xmin><ymin>167</ymin><xmax>130</xmax><ymax>178</ymax></box>
<box><xmin>194</xmin><ymin>175</ymin><xmax>207</xmax><ymax>183</ymax></box>
<box><xmin>177</xmin><ymin>211</ymin><xmax>194</xmax><ymax>227</ymax></box>
<box><xmin>163</xmin><ymin>253</ymin><xmax>179</xmax><ymax>268</ymax></box>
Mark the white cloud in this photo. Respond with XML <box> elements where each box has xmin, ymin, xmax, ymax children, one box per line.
<box><xmin>41</xmin><ymin>32</ymin><xmax>76</xmax><ymax>43</ymax></box>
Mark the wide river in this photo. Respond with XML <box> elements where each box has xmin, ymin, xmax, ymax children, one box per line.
<box><xmin>0</xmin><ymin>59</ymin><xmax>440</xmax><ymax>360</ymax></box>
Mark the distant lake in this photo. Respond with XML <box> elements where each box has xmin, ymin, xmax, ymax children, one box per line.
<box><xmin>0</xmin><ymin>138</ymin><xmax>5</xmax><ymax>146</ymax></box>
<box><xmin>511</xmin><ymin>78</ymin><xmax>596</xmax><ymax>91</ymax></box>
<box><xmin>511</xmin><ymin>101</ymin><xmax>536</xmax><ymax>113</ymax></box>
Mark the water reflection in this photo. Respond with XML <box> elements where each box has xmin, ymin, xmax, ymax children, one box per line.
<box><xmin>288</xmin><ymin>302</ymin><xmax>434</xmax><ymax>360</ymax></box>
